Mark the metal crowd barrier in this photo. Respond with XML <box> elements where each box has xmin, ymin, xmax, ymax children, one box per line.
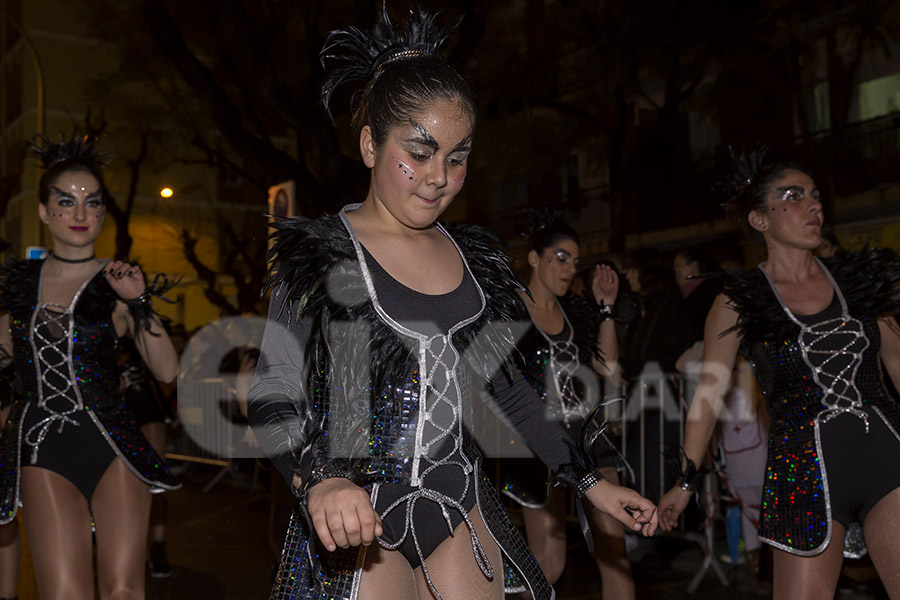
<box><xmin>167</xmin><ymin>377</ymin><xmax>259</xmax><ymax>492</ymax></box>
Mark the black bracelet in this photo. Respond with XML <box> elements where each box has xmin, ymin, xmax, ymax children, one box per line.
<box><xmin>303</xmin><ymin>464</ymin><xmax>353</xmax><ymax>495</ymax></box>
<box><xmin>596</xmin><ymin>302</ymin><xmax>616</xmax><ymax>322</ymax></box>
<box><xmin>126</xmin><ymin>291</ymin><xmax>153</xmax><ymax>308</ymax></box>
<box><xmin>678</xmin><ymin>458</ymin><xmax>702</xmax><ymax>492</ymax></box>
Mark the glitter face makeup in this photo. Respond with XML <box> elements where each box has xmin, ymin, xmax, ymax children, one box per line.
<box><xmin>553</xmin><ymin>248</ymin><xmax>579</xmax><ymax>267</ymax></box>
<box><xmin>365</xmin><ymin>98</ymin><xmax>473</xmax><ymax>229</ymax></box>
<box><xmin>392</xmin><ymin>156</ymin><xmax>417</xmax><ymax>182</ymax></box>
<box><xmin>39</xmin><ymin>170</ymin><xmax>105</xmax><ymax>249</ymax></box>
<box><xmin>47</xmin><ymin>185</ymin><xmax>105</xmax><ymax>221</ymax></box>
<box><xmin>534</xmin><ymin>238</ymin><xmax>579</xmax><ymax>298</ymax></box>
<box><xmin>760</xmin><ymin>169</ymin><xmax>823</xmax><ymax>249</ymax></box>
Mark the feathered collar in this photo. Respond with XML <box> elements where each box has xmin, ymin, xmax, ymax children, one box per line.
<box><xmin>719</xmin><ymin>248</ymin><xmax>900</xmax><ymax>347</ymax></box>
<box><xmin>264</xmin><ymin>206</ymin><xmax>528</xmax><ymax>393</ymax></box>
<box><xmin>0</xmin><ymin>259</ymin><xmax>118</xmax><ymax>325</ymax></box>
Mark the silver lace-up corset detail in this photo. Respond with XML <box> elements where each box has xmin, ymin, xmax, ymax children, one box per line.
<box><xmin>24</xmin><ymin>304</ymin><xmax>84</xmax><ymax>462</ymax></box>
<box><xmin>797</xmin><ymin>312</ymin><xmax>870</xmax><ymax>429</ymax></box>
<box><xmin>546</xmin><ymin>336</ymin><xmax>584</xmax><ymax>427</ymax></box>
<box><xmin>532</xmin><ymin>303</ymin><xmax>586</xmax><ymax>428</ymax></box>
<box><xmin>760</xmin><ymin>260</ymin><xmax>871</xmax><ymax>430</ymax></box>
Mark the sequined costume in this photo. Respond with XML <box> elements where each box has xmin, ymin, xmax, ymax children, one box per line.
<box><xmin>502</xmin><ymin>297</ymin><xmax>617</xmax><ymax>508</ymax></box>
<box><xmin>248</xmin><ymin>205</ymin><xmax>598</xmax><ymax>600</ymax></box>
<box><xmin>0</xmin><ymin>259</ymin><xmax>180</xmax><ymax>524</ymax></box>
<box><xmin>720</xmin><ymin>250</ymin><xmax>900</xmax><ymax>556</ymax></box>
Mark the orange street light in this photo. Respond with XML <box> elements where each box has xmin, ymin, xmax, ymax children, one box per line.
<box><xmin>160</xmin><ymin>187</ymin><xmax>174</xmax><ymax>198</ymax></box>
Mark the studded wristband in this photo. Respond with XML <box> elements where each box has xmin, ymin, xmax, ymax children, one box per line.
<box><xmin>576</xmin><ymin>469</ymin><xmax>604</xmax><ymax>498</ymax></box>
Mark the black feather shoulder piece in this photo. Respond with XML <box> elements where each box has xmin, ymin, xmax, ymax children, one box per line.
<box><xmin>441</xmin><ymin>222</ymin><xmax>529</xmax><ymax>382</ymax></box>
<box><xmin>824</xmin><ymin>248</ymin><xmax>900</xmax><ymax>319</ymax></box>
<box><xmin>713</xmin><ymin>268</ymin><xmax>789</xmax><ymax>347</ymax></box>
<box><xmin>265</xmin><ymin>215</ymin><xmax>529</xmax><ymax>396</ymax></box>
<box><xmin>264</xmin><ymin>214</ymin><xmax>357</xmax><ymax>321</ymax></box>
<box><xmin>713</xmin><ymin>248</ymin><xmax>900</xmax><ymax>348</ymax></box>
<box><xmin>0</xmin><ymin>259</ymin><xmax>42</xmax><ymax>312</ymax></box>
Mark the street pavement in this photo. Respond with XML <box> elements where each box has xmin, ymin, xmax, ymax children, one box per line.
<box><xmin>10</xmin><ymin>462</ymin><xmax>891</xmax><ymax>599</ymax></box>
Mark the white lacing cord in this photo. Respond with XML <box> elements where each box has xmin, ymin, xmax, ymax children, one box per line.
<box><xmin>25</xmin><ymin>306</ymin><xmax>82</xmax><ymax>462</ymax></box>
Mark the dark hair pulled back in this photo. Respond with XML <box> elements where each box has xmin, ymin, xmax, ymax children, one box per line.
<box><xmin>715</xmin><ymin>146</ymin><xmax>812</xmax><ymax>225</ymax></box>
<box><xmin>519</xmin><ymin>207</ymin><xmax>579</xmax><ymax>255</ymax></box>
<box><xmin>320</xmin><ymin>6</ymin><xmax>476</xmax><ymax>145</ymax></box>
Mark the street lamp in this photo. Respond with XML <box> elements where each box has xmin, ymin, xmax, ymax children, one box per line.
<box><xmin>160</xmin><ymin>187</ymin><xmax>174</xmax><ymax>198</ymax></box>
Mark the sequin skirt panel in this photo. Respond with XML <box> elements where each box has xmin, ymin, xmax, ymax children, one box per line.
<box><xmin>0</xmin><ymin>402</ymin><xmax>22</xmax><ymax>524</ymax></box>
<box><xmin>270</xmin><ymin>507</ymin><xmax>362</xmax><ymax>600</ymax></box>
<box><xmin>755</xmin><ymin>325</ymin><xmax>900</xmax><ymax>555</ymax></box>
<box><xmin>88</xmin><ymin>397</ymin><xmax>180</xmax><ymax>490</ymax></box>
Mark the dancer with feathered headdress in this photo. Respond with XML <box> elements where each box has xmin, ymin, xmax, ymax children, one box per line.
<box><xmin>248</xmin><ymin>6</ymin><xmax>657</xmax><ymax>600</ymax></box>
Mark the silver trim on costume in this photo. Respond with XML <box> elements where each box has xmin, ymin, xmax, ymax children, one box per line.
<box><xmin>339</xmin><ymin>205</ymin><xmax>490</xmax><ymax>600</ymax></box>
<box><xmin>23</xmin><ymin>262</ymin><xmax>103</xmax><ymax>463</ymax></box>
<box><xmin>756</xmin><ymin>258</ymin><xmax>895</xmax><ymax>557</ymax></box>
<box><xmin>526</xmin><ymin>299</ymin><xmax>587</xmax><ymax>427</ymax></box>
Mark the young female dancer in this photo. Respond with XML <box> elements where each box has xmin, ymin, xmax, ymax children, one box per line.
<box><xmin>0</xmin><ymin>137</ymin><xmax>180</xmax><ymax>599</ymax></box>
<box><xmin>658</xmin><ymin>155</ymin><xmax>900</xmax><ymax>599</ymax></box>
<box><xmin>247</xmin><ymin>8</ymin><xmax>657</xmax><ymax>600</ymax></box>
<box><xmin>501</xmin><ymin>219</ymin><xmax>635</xmax><ymax>598</ymax></box>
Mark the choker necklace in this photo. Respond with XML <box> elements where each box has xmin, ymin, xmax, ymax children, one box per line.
<box><xmin>50</xmin><ymin>253</ymin><xmax>95</xmax><ymax>264</ymax></box>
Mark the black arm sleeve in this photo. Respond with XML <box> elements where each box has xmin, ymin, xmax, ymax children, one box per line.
<box><xmin>246</xmin><ymin>286</ymin><xmax>319</xmax><ymax>491</ymax></box>
<box><xmin>485</xmin><ymin>369</ymin><xmax>579</xmax><ymax>473</ymax></box>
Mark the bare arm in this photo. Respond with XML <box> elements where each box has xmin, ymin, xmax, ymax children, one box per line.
<box><xmin>659</xmin><ymin>293</ymin><xmax>742</xmax><ymax>530</ymax></box>
<box><xmin>106</xmin><ymin>262</ymin><xmax>178</xmax><ymax>384</ymax></box>
<box><xmin>878</xmin><ymin>316</ymin><xmax>900</xmax><ymax>393</ymax></box>
<box><xmin>591</xmin><ymin>264</ymin><xmax>620</xmax><ymax>378</ymax></box>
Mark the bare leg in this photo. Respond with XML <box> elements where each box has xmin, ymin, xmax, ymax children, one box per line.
<box><xmin>414</xmin><ymin>505</ymin><xmax>504</xmax><ymax>600</ymax></box>
<box><xmin>862</xmin><ymin>486</ymin><xmax>900</xmax><ymax>597</ymax></box>
<box><xmin>0</xmin><ymin>520</ymin><xmax>20</xmax><ymax>598</ymax></box>
<box><xmin>520</xmin><ymin>487</ymin><xmax>567</xmax><ymax>585</ymax></box>
<box><xmin>585</xmin><ymin>467</ymin><xmax>635</xmax><ymax>600</ymax></box>
<box><xmin>20</xmin><ymin>466</ymin><xmax>95</xmax><ymax>600</ymax></box>
<box><xmin>771</xmin><ymin>520</ymin><xmax>845</xmax><ymax>600</ymax></box>
<box><xmin>93</xmin><ymin>459</ymin><xmax>152</xmax><ymax>600</ymax></box>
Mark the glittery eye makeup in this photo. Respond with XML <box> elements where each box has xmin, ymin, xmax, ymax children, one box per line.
<box><xmin>554</xmin><ymin>249</ymin><xmax>578</xmax><ymax>266</ymax></box>
<box><xmin>392</xmin><ymin>155</ymin><xmax>417</xmax><ymax>182</ymax></box>
<box><xmin>775</xmin><ymin>185</ymin><xmax>805</xmax><ymax>203</ymax></box>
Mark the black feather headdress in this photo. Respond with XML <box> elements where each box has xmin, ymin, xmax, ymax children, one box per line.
<box><xmin>713</xmin><ymin>145</ymin><xmax>768</xmax><ymax>218</ymax></box>
<box><xmin>30</xmin><ymin>133</ymin><xmax>109</xmax><ymax>172</ymax></box>
<box><xmin>320</xmin><ymin>4</ymin><xmax>457</xmax><ymax>118</ymax></box>
<box><xmin>516</xmin><ymin>206</ymin><xmax>562</xmax><ymax>242</ymax></box>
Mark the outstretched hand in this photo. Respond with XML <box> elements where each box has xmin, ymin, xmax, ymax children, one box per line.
<box><xmin>307</xmin><ymin>477</ymin><xmax>383</xmax><ymax>552</ymax></box>
<box><xmin>103</xmin><ymin>261</ymin><xmax>145</xmax><ymax>301</ymax></box>
<box><xmin>592</xmin><ymin>264</ymin><xmax>619</xmax><ymax>305</ymax></box>
<box><xmin>658</xmin><ymin>486</ymin><xmax>693</xmax><ymax>531</ymax></box>
<box><xmin>585</xmin><ymin>479</ymin><xmax>657</xmax><ymax>536</ymax></box>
